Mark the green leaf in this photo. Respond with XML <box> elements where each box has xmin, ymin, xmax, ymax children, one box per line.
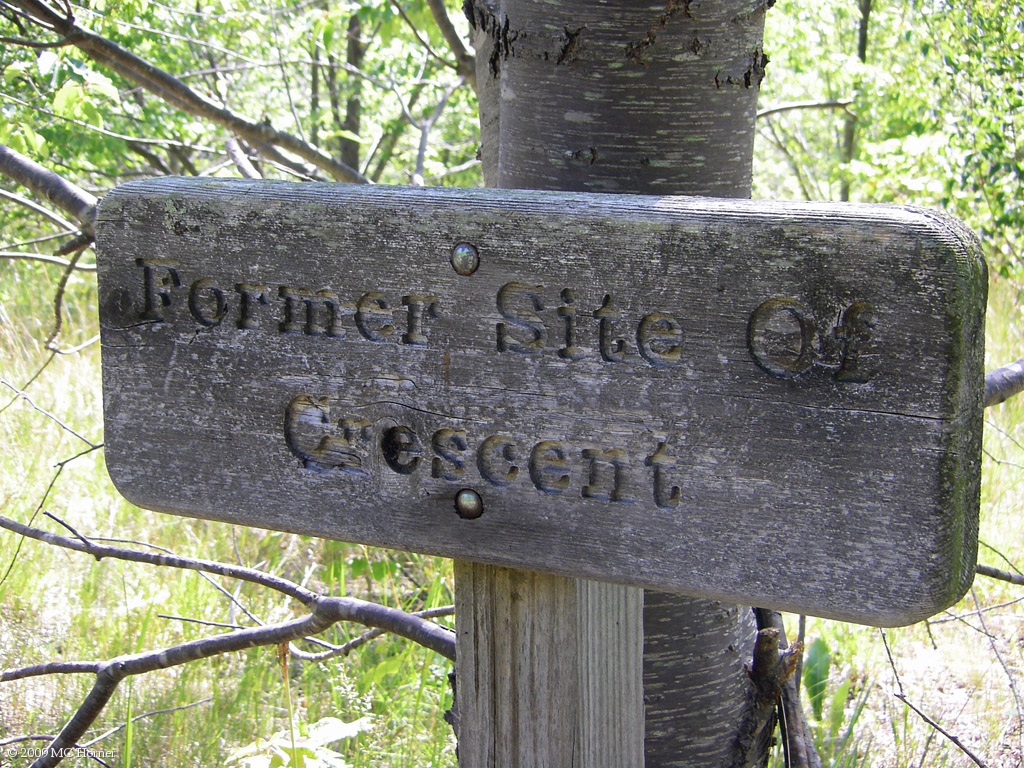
<box><xmin>36</xmin><ymin>50</ymin><xmax>59</xmax><ymax>77</ymax></box>
<box><xmin>323</xmin><ymin>128</ymin><xmax>366</xmax><ymax>144</ymax></box>
<box><xmin>51</xmin><ymin>81</ymin><xmax>83</xmax><ymax>117</ymax></box>
<box><xmin>4</xmin><ymin>61</ymin><xmax>34</xmax><ymax>85</ymax></box>
<box><xmin>803</xmin><ymin>636</ymin><xmax>831</xmax><ymax>721</ymax></box>
<box><xmin>79</xmin><ymin>99</ymin><xmax>104</xmax><ymax>127</ymax></box>
<box><xmin>304</xmin><ymin>716</ymin><xmax>373</xmax><ymax>748</ymax></box>
<box><xmin>85</xmin><ymin>70</ymin><xmax>120</xmax><ymax>104</ymax></box>
<box><xmin>827</xmin><ymin>676</ymin><xmax>852</xmax><ymax>740</ymax></box>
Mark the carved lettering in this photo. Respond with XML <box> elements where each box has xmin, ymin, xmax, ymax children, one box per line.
<box><xmin>497</xmin><ymin>282</ymin><xmax>546</xmax><ymax>354</ymax></box>
<box><xmin>594</xmin><ymin>294</ymin><xmax>626</xmax><ymax>362</ymax></box>
<box><xmin>637</xmin><ymin>312</ymin><xmax>683</xmax><ymax>367</ymax></box>
<box><xmin>477</xmin><ymin>434</ymin><xmax>520</xmax><ymax>487</ymax></box>
<box><xmin>747</xmin><ymin>298</ymin><xmax>818</xmax><ymax>378</ymax></box>
<box><xmin>235</xmin><ymin>283</ymin><xmax>269</xmax><ymax>330</ymax></box>
<box><xmin>835</xmin><ymin>300</ymin><xmax>877</xmax><ymax>383</ymax></box>
<box><xmin>356</xmin><ymin>292</ymin><xmax>394</xmax><ymax>342</ymax></box>
<box><xmin>381</xmin><ymin>424</ymin><xmax>421</xmax><ymax>474</ymax></box>
<box><xmin>557</xmin><ymin>288</ymin><xmax>585</xmax><ymax>360</ymax></box>
<box><xmin>432</xmin><ymin>427</ymin><xmax>468</xmax><ymax>481</ymax></box>
<box><xmin>137</xmin><ymin>258</ymin><xmax>181</xmax><ymax>321</ymax></box>
<box><xmin>284</xmin><ymin>395</ymin><xmax>367</xmax><ymax>474</ymax></box>
<box><xmin>582</xmin><ymin>447</ymin><xmax>631</xmax><ymax>502</ymax></box>
<box><xmin>280</xmin><ymin>286</ymin><xmax>352</xmax><ymax>337</ymax></box>
<box><xmin>529</xmin><ymin>440</ymin><xmax>571</xmax><ymax>494</ymax></box>
<box><xmin>188</xmin><ymin>278</ymin><xmax>227</xmax><ymax>327</ymax></box>
<box><xmin>645</xmin><ymin>442</ymin><xmax>681</xmax><ymax>509</ymax></box>
<box><xmin>402</xmin><ymin>294</ymin><xmax>439</xmax><ymax>346</ymax></box>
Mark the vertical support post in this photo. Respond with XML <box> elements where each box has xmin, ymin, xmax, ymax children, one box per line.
<box><xmin>455</xmin><ymin>1</ymin><xmax>770</xmax><ymax>765</ymax></box>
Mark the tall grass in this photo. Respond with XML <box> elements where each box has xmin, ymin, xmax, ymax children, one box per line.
<box><xmin>768</xmin><ymin>272</ymin><xmax>1024</xmax><ymax>768</ymax></box>
<box><xmin>4</xmin><ymin>260</ymin><xmax>1024</xmax><ymax>766</ymax></box>
<box><xmin>0</xmin><ymin>257</ymin><xmax>456</xmax><ymax>765</ymax></box>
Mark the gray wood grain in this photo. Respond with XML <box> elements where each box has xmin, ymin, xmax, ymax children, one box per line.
<box><xmin>95</xmin><ymin>177</ymin><xmax>986</xmax><ymax>626</ymax></box>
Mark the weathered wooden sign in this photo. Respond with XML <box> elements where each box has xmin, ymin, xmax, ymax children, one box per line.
<box><xmin>95</xmin><ymin>177</ymin><xmax>986</xmax><ymax>626</ymax></box>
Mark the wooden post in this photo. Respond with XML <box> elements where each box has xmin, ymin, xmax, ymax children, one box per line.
<box><xmin>457</xmin><ymin>1</ymin><xmax>770</xmax><ymax>765</ymax></box>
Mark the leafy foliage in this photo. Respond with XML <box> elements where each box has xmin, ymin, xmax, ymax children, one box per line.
<box><xmin>759</xmin><ymin>0</ymin><xmax>1024</xmax><ymax>276</ymax></box>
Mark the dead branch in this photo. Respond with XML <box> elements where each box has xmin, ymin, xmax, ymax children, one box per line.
<box><xmin>0</xmin><ymin>143</ymin><xmax>97</xmax><ymax>237</ymax></box>
<box><xmin>424</xmin><ymin>0</ymin><xmax>476</xmax><ymax>89</ymax></box>
<box><xmin>757</xmin><ymin>99</ymin><xmax>855</xmax><ymax>120</ymax></box>
<box><xmin>985</xmin><ymin>357</ymin><xmax>1024</xmax><ymax>407</ymax></box>
<box><xmin>225</xmin><ymin>137</ymin><xmax>262</xmax><ymax>178</ymax></box>
<box><xmin>0</xmin><ymin>0</ymin><xmax>367</xmax><ymax>183</ymax></box>
<box><xmin>977</xmin><ymin>563</ymin><xmax>1024</xmax><ymax>587</ymax></box>
<box><xmin>0</xmin><ymin>379</ymin><xmax>98</xmax><ymax>447</ymax></box>
<box><xmin>881</xmin><ymin>629</ymin><xmax>989</xmax><ymax>768</ymax></box>
<box><xmin>750</xmin><ymin>608</ymin><xmax>822</xmax><ymax>768</ymax></box>
<box><xmin>412</xmin><ymin>76</ymin><xmax>465</xmax><ymax>185</ymax></box>
<box><xmin>0</xmin><ymin>513</ymin><xmax>455</xmax><ymax>767</ymax></box>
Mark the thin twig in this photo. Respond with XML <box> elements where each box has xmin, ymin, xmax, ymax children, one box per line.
<box><xmin>0</xmin><ymin>377</ymin><xmax>99</xmax><ymax>447</ymax></box>
<box><xmin>970</xmin><ymin>587</ymin><xmax>1024</xmax><ymax>759</ymax></box>
<box><xmin>290</xmin><ymin>605</ymin><xmax>454</xmax><ymax>661</ymax></box>
<box><xmin>880</xmin><ymin>630</ymin><xmax>989</xmax><ymax>767</ymax></box>
<box><xmin>976</xmin><ymin>563</ymin><xmax>1024</xmax><ymax>587</ymax></box>
<box><xmin>3</xmin><ymin>0</ymin><xmax>368</xmax><ymax>183</ymax></box>
<box><xmin>0</xmin><ymin>251</ymin><xmax>97</xmax><ymax>270</ymax></box>
<box><xmin>0</xmin><ymin>351</ymin><xmax>57</xmax><ymax>415</ymax></box>
<box><xmin>756</xmin><ymin>99</ymin><xmax>855</xmax><ymax>120</ymax></box>
<box><xmin>388</xmin><ymin>0</ymin><xmax>455</xmax><ymax>72</ymax></box>
<box><xmin>412</xmin><ymin>76</ymin><xmax>465</xmax><ymax>185</ymax></box>
<box><xmin>0</xmin><ymin>512</ymin><xmax>320</xmax><ymax>604</ymax></box>
<box><xmin>80</xmin><ymin>697</ymin><xmax>213</xmax><ymax>747</ymax></box>
<box><xmin>43</xmin><ymin>245</ymin><xmax>88</xmax><ymax>352</ymax></box>
<box><xmin>1</xmin><ymin>514</ymin><xmax>455</xmax><ymax>767</ymax></box>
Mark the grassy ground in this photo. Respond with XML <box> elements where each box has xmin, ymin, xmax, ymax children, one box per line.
<box><xmin>0</xmin><ymin>257</ymin><xmax>457</xmax><ymax>766</ymax></box>
<box><xmin>769</xmin><ymin>273</ymin><xmax>1024</xmax><ymax>768</ymax></box>
<box><xmin>2</xmin><ymin>256</ymin><xmax>1024</xmax><ymax>767</ymax></box>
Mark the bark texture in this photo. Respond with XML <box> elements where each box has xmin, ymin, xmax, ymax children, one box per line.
<box><xmin>465</xmin><ymin>0</ymin><xmax>770</xmax><ymax>764</ymax></box>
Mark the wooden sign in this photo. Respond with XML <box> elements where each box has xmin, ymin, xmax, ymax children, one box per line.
<box><xmin>95</xmin><ymin>177</ymin><xmax>986</xmax><ymax>626</ymax></box>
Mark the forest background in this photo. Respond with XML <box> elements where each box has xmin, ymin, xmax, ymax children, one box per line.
<box><xmin>1</xmin><ymin>0</ymin><xmax>1024</xmax><ymax>765</ymax></box>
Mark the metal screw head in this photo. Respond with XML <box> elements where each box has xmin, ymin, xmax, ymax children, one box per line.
<box><xmin>454</xmin><ymin>488</ymin><xmax>484</xmax><ymax>519</ymax></box>
<box><xmin>451</xmin><ymin>242</ymin><xmax>480</xmax><ymax>276</ymax></box>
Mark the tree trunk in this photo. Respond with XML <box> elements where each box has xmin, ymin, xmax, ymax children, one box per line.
<box><xmin>459</xmin><ymin>0</ymin><xmax>771</xmax><ymax>765</ymax></box>
<box><xmin>840</xmin><ymin>0</ymin><xmax>871</xmax><ymax>202</ymax></box>
<box><xmin>342</xmin><ymin>14</ymin><xmax>364</xmax><ymax>172</ymax></box>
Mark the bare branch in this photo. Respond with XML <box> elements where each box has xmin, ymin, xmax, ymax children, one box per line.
<box><xmin>290</xmin><ymin>605</ymin><xmax>454</xmax><ymax>662</ymax></box>
<box><xmin>0</xmin><ymin>251</ymin><xmax>97</xmax><ymax>270</ymax></box>
<box><xmin>0</xmin><ymin>187</ymin><xmax>78</xmax><ymax>232</ymax></box>
<box><xmin>225</xmin><ymin>137</ymin><xmax>262</xmax><ymax>178</ymax></box>
<box><xmin>0</xmin><ymin>91</ymin><xmax>220</xmax><ymax>153</ymax></box>
<box><xmin>0</xmin><ymin>144</ymin><xmax>97</xmax><ymax>235</ymax></box>
<box><xmin>976</xmin><ymin>563</ymin><xmax>1024</xmax><ymax>587</ymax></box>
<box><xmin>412</xmin><ymin>77</ymin><xmax>465</xmax><ymax>185</ymax></box>
<box><xmin>2</xmin><ymin>0</ymin><xmax>368</xmax><ymax>183</ymax></box>
<box><xmin>424</xmin><ymin>0</ymin><xmax>476</xmax><ymax>88</ymax></box>
<box><xmin>0</xmin><ymin>514</ymin><xmax>455</xmax><ymax>767</ymax></box>
<box><xmin>881</xmin><ymin>630</ymin><xmax>989</xmax><ymax>768</ymax></box>
<box><xmin>37</xmin><ymin>244</ymin><xmax>100</xmax><ymax>351</ymax></box>
<box><xmin>0</xmin><ymin>512</ymin><xmax>319</xmax><ymax>604</ymax></box>
<box><xmin>985</xmin><ymin>357</ymin><xmax>1024</xmax><ymax>407</ymax></box>
<box><xmin>757</xmin><ymin>99</ymin><xmax>854</xmax><ymax>120</ymax></box>
<box><xmin>388</xmin><ymin>0</ymin><xmax>454</xmax><ymax>73</ymax></box>
<box><xmin>0</xmin><ymin>512</ymin><xmax>455</xmax><ymax>656</ymax></box>
<box><xmin>0</xmin><ymin>377</ymin><xmax>99</xmax><ymax>447</ymax></box>
<box><xmin>80</xmin><ymin>697</ymin><xmax>213</xmax><ymax>748</ymax></box>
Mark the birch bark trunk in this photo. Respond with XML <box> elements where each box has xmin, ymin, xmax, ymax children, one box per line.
<box><xmin>457</xmin><ymin>1</ymin><xmax>771</xmax><ymax>764</ymax></box>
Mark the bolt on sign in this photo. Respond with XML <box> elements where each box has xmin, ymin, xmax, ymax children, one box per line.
<box><xmin>95</xmin><ymin>178</ymin><xmax>986</xmax><ymax>627</ymax></box>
